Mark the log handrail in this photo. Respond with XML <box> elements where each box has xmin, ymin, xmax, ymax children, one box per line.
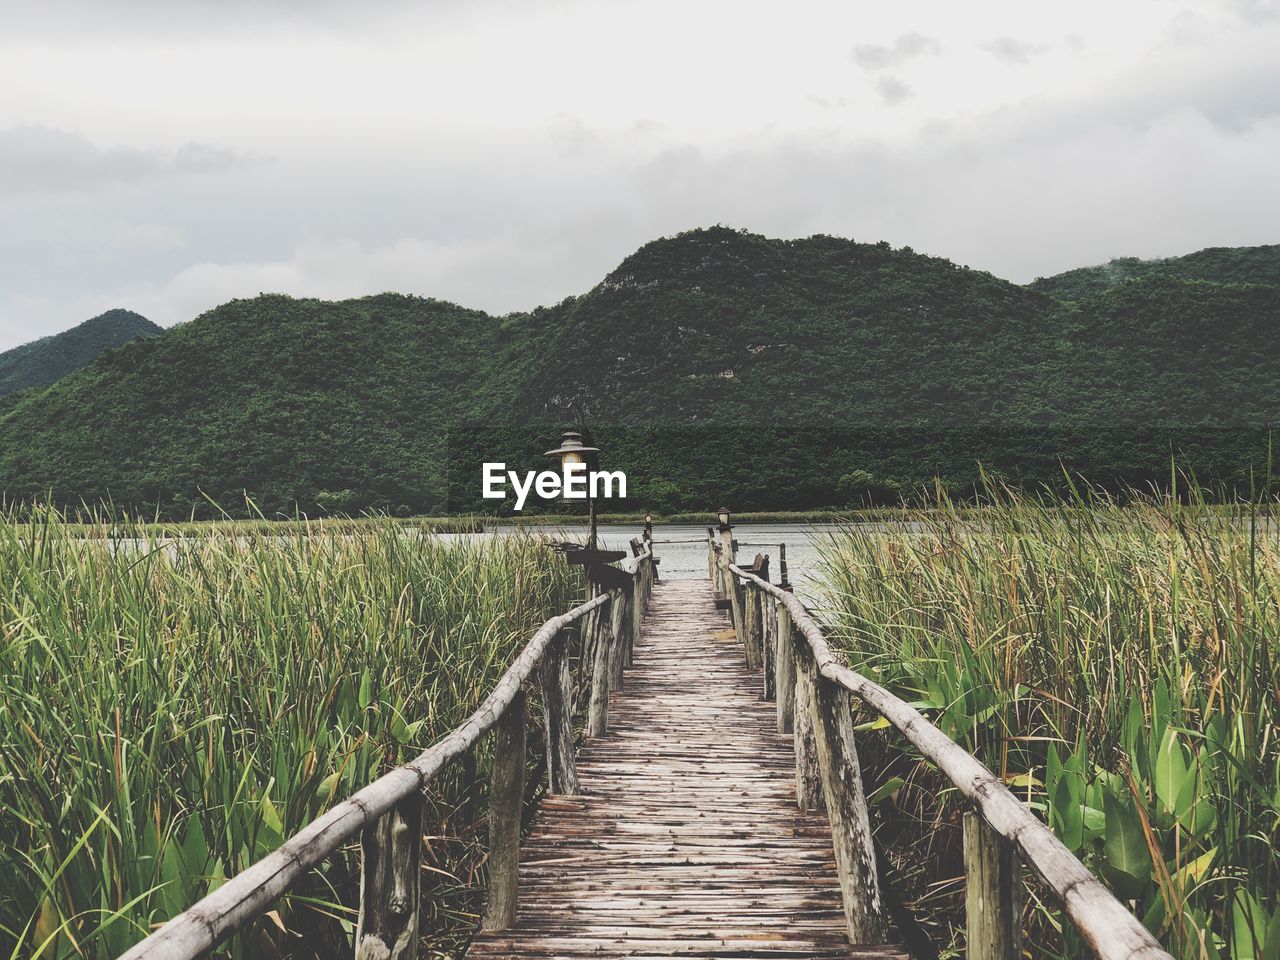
<box><xmin>727</xmin><ymin>561</ymin><xmax>1172</xmax><ymax>960</ymax></box>
<box><xmin>118</xmin><ymin>547</ymin><xmax>656</xmax><ymax>960</ymax></box>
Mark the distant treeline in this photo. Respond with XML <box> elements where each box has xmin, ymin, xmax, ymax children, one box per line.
<box><xmin>0</xmin><ymin>228</ymin><xmax>1276</xmax><ymax>518</ymax></box>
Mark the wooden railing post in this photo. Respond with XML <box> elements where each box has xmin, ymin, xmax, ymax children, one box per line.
<box><xmin>356</xmin><ymin>794</ymin><xmax>421</xmax><ymax>960</ymax></box>
<box><xmin>587</xmin><ymin>592</ymin><xmax>615</xmax><ymax>736</ymax></box>
<box><xmin>706</xmin><ymin>529</ymin><xmax>717</xmax><ymax>588</ymax></box>
<box><xmin>609</xmin><ymin>582</ymin><xmax>629</xmax><ymax>688</ymax></box>
<box><xmin>719</xmin><ymin>523</ymin><xmax>738</xmax><ymax>630</ymax></box>
<box><xmin>964</xmin><ymin>812</ymin><xmax>1022</xmax><ymax>960</ymax></box>
<box><xmin>742</xmin><ymin>582</ymin><xmax>761</xmax><ymax>669</ymax></box>
<box><xmin>572</xmin><ymin>599</ymin><xmax>596</xmax><ymax>711</ymax></box>
<box><xmin>482</xmin><ymin>689</ymin><xmax>526</xmax><ymax>931</ymax></box>
<box><xmin>626</xmin><ymin>572</ymin><xmax>640</xmax><ymax>668</ymax></box>
<box><xmin>808</xmin><ymin>667</ymin><xmax>887</xmax><ymax>943</ymax></box>
<box><xmin>539</xmin><ymin>628</ymin><xmax>579</xmax><ymax>795</ymax></box>
<box><xmin>775</xmin><ymin>605</ymin><xmax>795</xmax><ymax>734</ymax></box>
<box><xmin>761</xmin><ymin>592</ymin><xmax>777</xmax><ymax>701</ymax></box>
<box><xmin>792</xmin><ymin>639</ymin><xmax>824</xmax><ymax>811</ymax></box>
<box><xmin>728</xmin><ymin>576</ymin><xmax>746</xmax><ymax>647</ymax></box>
<box><xmin>112</xmin><ymin>589</ymin><xmax>620</xmax><ymax>960</ymax></box>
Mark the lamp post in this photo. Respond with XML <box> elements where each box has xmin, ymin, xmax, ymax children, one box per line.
<box><xmin>715</xmin><ymin>505</ymin><xmax>736</xmax><ymax>583</ymax></box>
<box><xmin>543</xmin><ymin>429</ymin><xmax>601</xmax><ymax>551</ymax></box>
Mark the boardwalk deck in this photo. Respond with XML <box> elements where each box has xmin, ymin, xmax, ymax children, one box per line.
<box><xmin>465</xmin><ymin>578</ymin><xmax>906</xmax><ymax>960</ymax></box>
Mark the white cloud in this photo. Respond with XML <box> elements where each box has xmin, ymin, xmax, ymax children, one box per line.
<box><xmin>980</xmin><ymin>36</ymin><xmax>1051</xmax><ymax>65</ymax></box>
<box><xmin>873</xmin><ymin>76</ymin><xmax>915</xmax><ymax>105</ymax></box>
<box><xmin>851</xmin><ymin>32</ymin><xmax>941</xmax><ymax>70</ymax></box>
<box><xmin>0</xmin><ymin>0</ymin><xmax>1277</xmax><ymax>350</ymax></box>
<box><xmin>0</xmin><ymin>126</ymin><xmax>256</xmax><ymax>193</ymax></box>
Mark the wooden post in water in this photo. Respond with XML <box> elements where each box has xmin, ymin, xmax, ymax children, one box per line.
<box><xmin>775</xmin><ymin>605</ymin><xmax>795</xmax><ymax>733</ymax></box>
<box><xmin>587</xmin><ymin>592</ymin><xmax>615</xmax><ymax>736</ymax></box>
<box><xmin>356</xmin><ymin>793</ymin><xmax>422</xmax><ymax>960</ymax></box>
<box><xmin>539</xmin><ymin>628</ymin><xmax>579</xmax><ymax>795</ymax></box>
<box><xmin>792</xmin><ymin>640</ymin><xmax>824</xmax><ymax>811</ymax></box>
<box><xmin>964</xmin><ymin>812</ymin><xmax>1022</xmax><ymax>960</ymax></box>
<box><xmin>482</xmin><ymin>689</ymin><xmax>527</xmax><ymax>931</ymax></box>
<box><xmin>808</xmin><ymin>669</ymin><xmax>887</xmax><ymax>943</ymax></box>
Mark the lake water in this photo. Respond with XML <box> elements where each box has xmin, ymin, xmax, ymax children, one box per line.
<box><xmin>473</xmin><ymin>522</ymin><xmax>848</xmax><ymax>600</ymax></box>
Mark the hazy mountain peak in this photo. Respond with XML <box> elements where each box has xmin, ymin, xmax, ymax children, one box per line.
<box><xmin>0</xmin><ymin>308</ymin><xmax>161</xmax><ymax>396</ymax></box>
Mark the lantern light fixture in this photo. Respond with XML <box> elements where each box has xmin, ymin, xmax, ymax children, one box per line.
<box><xmin>545</xmin><ymin>427</ymin><xmax>602</xmax><ymax>550</ymax></box>
<box><xmin>542</xmin><ymin>430</ymin><xmax>599</xmax><ymax>468</ymax></box>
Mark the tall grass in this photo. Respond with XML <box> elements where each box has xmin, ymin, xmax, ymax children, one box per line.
<box><xmin>0</xmin><ymin>509</ymin><xmax>578</xmax><ymax>959</ymax></box>
<box><xmin>817</xmin><ymin>491</ymin><xmax>1279</xmax><ymax>960</ymax></box>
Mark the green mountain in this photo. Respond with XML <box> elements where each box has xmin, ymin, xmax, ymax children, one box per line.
<box><xmin>0</xmin><ymin>309</ymin><xmax>161</xmax><ymax>397</ymax></box>
<box><xmin>0</xmin><ymin>228</ymin><xmax>1276</xmax><ymax>517</ymax></box>
<box><xmin>1030</xmin><ymin>244</ymin><xmax>1280</xmax><ymax>301</ymax></box>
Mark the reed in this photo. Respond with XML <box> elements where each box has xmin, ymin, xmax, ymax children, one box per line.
<box><xmin>0</xmin><ymin>508</ymin><xmax>578</xmax><ymax>959</ymax></box>
<box><xmin>816</xmin><ymin>489</ymin><xmax>1279</xmax><ymax>960</ymax></box>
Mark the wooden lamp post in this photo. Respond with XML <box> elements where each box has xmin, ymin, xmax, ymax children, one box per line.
<box><xmin>543</xmin><ymin>429</ymin><xmax>600</xmax><ymax>550</ymax></box>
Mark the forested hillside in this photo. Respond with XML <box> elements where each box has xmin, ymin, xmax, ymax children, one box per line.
<box><xmin>0</xmin><ymin>309</ymin><xmax>161</xmax><ymax>396</ymax></box>
<box><xmin>0</xmin><ymin>228</ymin><xmax>1275</xmax><ymax>517</ymax></box>
<box><xmin>1030</xmin><ymin>244</ymin><xmax>1280</xmax><ymax>301</ymax></box>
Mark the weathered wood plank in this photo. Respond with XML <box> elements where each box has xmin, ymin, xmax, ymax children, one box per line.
<box><xmin>775</xmin><ymin>604</ymin><xmax>795</xmax><ymax>734</ymax></box>
<box><xmin>743</xmin><ymin>581</ymin><xmax>761</xmax><ymax>669</ymax></box>
<box><xmin>608</xmin><ymin>583</ymin><xmax>629</xmax><ymax>689</ymax></box>
<box><xmin>964</xmin><ymin>811</ymin><xmax>1022</xmax><ymax>960</ymax></box>
<box><xmin>539</xmin><ymin>628</ymin><xmax>579</xmax><ymax>795</ymax></box>
<box><xmin>356</xmin><ymin>794</ymin><xmax>421</xmax><ymax>960</ymax></box>
<box><xmin>482</xmin><ymin>688</ymin><xmax>527</xmax><ymax>931</ymax></box>
<box><xmin>465</xmin><ymin>578</ymin><xmax>905</xmax><ymax>960</ymax></box>
<box><xmin>793</xmin><ymin>638</ymin><xmax>825</xmax><ymax>812</ymax></box>
<box><xmin>762</xmin><ymin>592</ymin><xmax>777</xmax><ymax>701</ymax></box>
<box><xmin>807</xmin><ymin>670</ymin><xmax>888</xmax><ymax>943</ymax></box>
<box><xmin>587</xmin><ymin>589</ymin><xmax>617</xmax><ymax>737</ymax></box>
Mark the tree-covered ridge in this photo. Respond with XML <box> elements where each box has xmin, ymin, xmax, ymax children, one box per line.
<box><xmin>0</xmin><ymin>309</ymin><xmax>161</xmax><ymax>396</ymax></box>
<box><xmin>527</xmin><ymin>227</ymin><xmax>1049</xmax><ymax>424</ymax></box>
<box><xmin>1029</xmin><ymin>244</ymin><xmax>1280</xmax><ymax>301</ymax></box>
<box><xmin>0</xmin><ymin>294</ymin><xmax>515</xmax><ymax>515</ymax></box>
<box><xmin>0</xmin><ymin>228</ymin><xmax>1276</xmax><ymax>518</ymax></box>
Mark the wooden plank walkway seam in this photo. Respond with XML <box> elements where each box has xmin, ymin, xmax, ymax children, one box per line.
<box><xmin>464</xmin><ymin>578</ymin><xmax>907</xmax><ymax>959</ymax></box>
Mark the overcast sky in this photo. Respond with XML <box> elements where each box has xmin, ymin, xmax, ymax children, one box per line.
<box><xmin>1</xmin><ymin>0</ymin><xmax>1278</xmax><ymax>349</ymax></box>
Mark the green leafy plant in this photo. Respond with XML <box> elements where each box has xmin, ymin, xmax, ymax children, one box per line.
<box><xmin>0</xmin><ymin>508</ymin><xmax>578</xmax><ymax>958</ymax></box>
<box><xmin>818</xmin><ymin>487</ymin><xmax>1280</xmax><ymax>959</ymax></box>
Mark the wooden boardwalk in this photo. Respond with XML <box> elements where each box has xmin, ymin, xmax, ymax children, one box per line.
<box><xmin>466</xmin><ymin>578</ymin><xmax>906</xmax><ymax>960</ymax></box>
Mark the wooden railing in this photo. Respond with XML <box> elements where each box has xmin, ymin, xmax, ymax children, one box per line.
<box><xmin>707</xmin><ymin>528</ymin><xmax>1172</xmax><ymax>960</ymax></box>
<box><xmin>117</xmin><ymin>543</ymin><xmax>657</xmax><ymax>960</ymax></box>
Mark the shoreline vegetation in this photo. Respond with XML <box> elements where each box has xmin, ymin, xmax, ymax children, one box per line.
<box><xmin>817</xmin><ymin>489</ymin><xmax>1280</xmax><ymax>958</ymax></box>
<box><xmin>23</xmin><ymin>509</ymin><xmax>855</xmax><ymax>537</ymax></box>
<box><xmin>18</xmin><ymin>499</ymin><xmax>1277</xmax><ymax>539</ymax></box>
<box><xmin>0</xmin><ymin>513</ymin><xmax>582</xmax><ymax>959</ymax></box>
<box><xmin>3</xmin><ymin>489</ymin><xmax>1277</xmax><ymax>958</ymax></box>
